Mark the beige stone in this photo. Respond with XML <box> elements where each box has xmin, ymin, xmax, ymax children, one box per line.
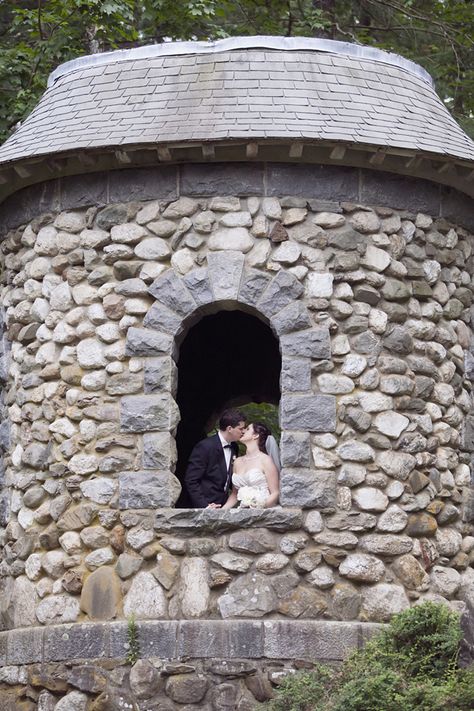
<box><xmin>80</xmin><ymin>567</ymin><xmax>122</xmax><ymax>620</ymax></box>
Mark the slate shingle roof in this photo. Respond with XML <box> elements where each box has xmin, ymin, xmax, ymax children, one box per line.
<box><xmin>0</xmin><ymin>36</ymin><xmax>473</xmax><ymax>166</ymax></box>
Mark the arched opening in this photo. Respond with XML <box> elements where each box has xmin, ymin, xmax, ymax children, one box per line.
<box><xmin>175</xmin><ymin>309</ymin><xmax>281</xmax><ymax>507</ymax></box>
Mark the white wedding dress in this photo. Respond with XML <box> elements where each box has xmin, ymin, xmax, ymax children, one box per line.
<box><xmin>232</xmin><ymin>468</ymin><xmax>270</xmax><ymax>508</ymax></box>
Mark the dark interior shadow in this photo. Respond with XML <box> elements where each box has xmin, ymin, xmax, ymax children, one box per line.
<box><xmin>175</xmin><ymin>309</ymin><xmax>281</xmax><ymax>507</ymax></box>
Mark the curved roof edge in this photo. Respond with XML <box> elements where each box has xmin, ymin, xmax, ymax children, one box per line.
<box><xmin>48</xmin><ymin>35</ymin><xmax>434</xmax><ymax>88</ymax></box>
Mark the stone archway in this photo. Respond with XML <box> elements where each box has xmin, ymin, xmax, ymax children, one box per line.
<box><xmin>120</xmin><ymin>251</ymin><xmax>337</xmax><ymax>509</ymax></box>
<box><xmin>174</xmin><ymin>308</ymin><xmax>282</xmax><ymax>500</ymax></box>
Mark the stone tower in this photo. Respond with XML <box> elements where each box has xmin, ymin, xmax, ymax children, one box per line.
<box><xmin>0</xmin><ymin>36</ymin><xmax>473</xmax><ymax>709</ymax></box>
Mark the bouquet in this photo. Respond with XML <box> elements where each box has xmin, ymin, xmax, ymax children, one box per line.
<box><xmin>237</xmin><ymin>486</ymin><xmax>267</xmax><ymax>509</ymax></box>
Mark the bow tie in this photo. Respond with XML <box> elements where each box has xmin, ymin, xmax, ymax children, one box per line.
<box><xmin>223</xmin><ymin>444</ymin><xmax>232</xmax><ymax>449</ymax></box>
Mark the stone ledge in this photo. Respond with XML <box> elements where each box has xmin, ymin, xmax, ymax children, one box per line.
<box><xmin>0</xmin><ymin>619</ymin><xmax>384</xmax><ymax>665</ymax></box>
<box><xmin>1</xmin><ymin>164</ymin><xmax>474</xmax><ymax>237</ymax></box>
<box><xmin>153</xmin><ymin>507</ymin><xmax>304</xmax><ymax>533</ymax></box>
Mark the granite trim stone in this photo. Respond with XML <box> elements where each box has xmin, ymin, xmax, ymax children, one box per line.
<box><xmin>1</xmin><ymin>164</ymin><xmax>474</xmax><ymax>236</ymax></box>
<box><xmin>0</xmin><ymin>619</ymin><xmax>383</xmax><ymax>664</ymax></box>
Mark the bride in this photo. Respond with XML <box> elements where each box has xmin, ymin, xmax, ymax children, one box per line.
<box><xmin>222</xmin><ymin>422</ymin><xmax>280</xmax><ymax>509</ymax></box>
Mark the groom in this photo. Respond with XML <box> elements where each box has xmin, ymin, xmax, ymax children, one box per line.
<box><xmin>184</xmin><ymin>409</ymin><xmax>246</xmax><ymax>508</ymax></box>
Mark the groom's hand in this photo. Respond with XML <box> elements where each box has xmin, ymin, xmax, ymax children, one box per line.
<box><xmin>206</xmin><ymin>503</ymin><xmax>221</xmax><ymax>509</ymax></box>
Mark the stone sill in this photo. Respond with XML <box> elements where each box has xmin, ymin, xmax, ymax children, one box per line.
<box><xmin>0</xmin><ymin>619</ymin><xmax>384</xmax><ymax>666</ymax></box>
<box><xmin>154</xmin><ymin>508</ymin><xmax>304</xmax><ymax>533</ymax></box>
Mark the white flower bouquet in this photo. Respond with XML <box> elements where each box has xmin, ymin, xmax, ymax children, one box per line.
<box><xmin>237</xmin><ymin>486</ymin><xmax>267</xmax><ymax>509</ymax></box>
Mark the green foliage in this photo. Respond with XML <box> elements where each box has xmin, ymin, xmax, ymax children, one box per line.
<box><xmin>126</xmin><ymin>614</ymin><xmax>140</xmax><ymax>664</ymax></box>
<box><xmin>239</xmin><ymin>402</ymin><xmax>280</xmax><ymax>442</ymax></box>
<box><xmin>0</xmin><ymin>0</ymin><xmax>473</xmax><ymax>144</ymax></box>
<box><xmin>264</xmin><ymin>603</ymin><xmax>474</xmax><ymax>711</ymax></box>
<box><xmin>266</xmin><ymin>667</ymin><xmax>334</xmax><ymax>711</ymax></box>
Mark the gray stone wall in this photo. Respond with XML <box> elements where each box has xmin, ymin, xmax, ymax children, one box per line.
<box><xmin>0</xmin><ymin>618</ymin><xmax>381</xmax><ymax>708</ymax></box>
<box><xmin>0</xmin><ymin>166</ymin><xmax>474</xmax><ymax>707</ymax></box>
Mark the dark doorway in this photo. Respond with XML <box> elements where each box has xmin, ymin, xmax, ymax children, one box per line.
<box><xmin>175</xmin><ymin>310</ymin><xmax>281</xmax><ymax>506</ymax></box>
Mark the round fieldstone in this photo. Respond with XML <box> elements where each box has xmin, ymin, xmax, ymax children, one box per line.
<box><xmin>336</xmin><ymin>441</ymin><xmax>374</xmax><ymax>463</ymax></box>
<box><xmin>430</xmin><ymin>565</ymin><xmax>461</xmax><ymax>597</ymax></box>
<box><xmin>208</xmin><ymin>227</ymin><xmax>254</xmax><ymax>252</ymax></box>
<box><xmin>339</xmin><ymin>553</ymin><xmax>385</xmax><ymax>582</ymax></box>
<box><xmin>360</xmin><ymin>583</ymin><xmax>409</xmax><ymax>621</ymax></box>
<box><xmin>134</xmin><ymin>237</ymin><xmax>171</xmax><ymax>260</ymax></box>
<box><xmin>353</xmin><ymin>487</ymin><xmax>389</xmax><ymax>512</ymax></box>
<box><xmin>378</xmin><ymin>451</ymin><xmax>416</xmax><ymax>480</ymax></box>
<box><xmin>111</xmin><ymin>223</ymin><xmax>147</xmax><ymax>244</ymax></box>
<box><xmin>36</xmin><ymin>595</ymin><xmax>80</xmax><ymax>624</ymax></box>
<box><xmin>317</xmin><ymin>373</ymin><xmax>354</xmax><ymax>394</ymax></box>
<box><xmin>377</xmin><ymin>505</ymin><xmax>408</xmax><ymax>532</ymax></box>
<box><xmin>373</xmin><ymin>411</ymin><xmax>409</xmax><ymax>438</ymax></box>
<box><xmin>256</xmin><ymin>553</ymin><xmax>289</xmax><ymax>574</ymax></box>
<box><xmin>435</xmin><ymin>528</ymin><xmax>462</xmax><ymax>557</ymax></box>
<box><xmin>166</xmin><ymin>674</ymin><xmax>208</xmax><ymax>704</ymax></box>
<box><xmin>392</xmin><ymin>554</ymin><xmax>429</xmax><ymax>590</ymax></box>
<box><xmin>360</xmin><ymin>534</ymin><xmax>413</xmax><ymax>555</ymax></box>
<box><xmin>341</xmin><ymin>354</ymin><xmax>367</xmax><ymax>377</ymax></box>
<box><xmin>77</xmin><ymin>339</ymin><xmax>105</xmax><ymax>369</ymax></box>
<box><xmin>406</xmin><ymin>513</ymin><xmax>438</xmax><ymax>537</ymax></box>
<box><xmin>123</xmin><ymin>571</ymin><xmax>167</xmax><ymax>619</ymax></box>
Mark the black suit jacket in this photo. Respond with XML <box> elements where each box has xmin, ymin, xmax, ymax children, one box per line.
<box><xmin>184</xmin><ymin>433</ymin><xmax>239</xmax><ymax>508</ymax></box>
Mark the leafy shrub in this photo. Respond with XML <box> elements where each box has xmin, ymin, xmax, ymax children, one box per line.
<box><xmin>264</xmin><ymin>603</ymin><xmax>474</xmax><ymax>711</ymax></box>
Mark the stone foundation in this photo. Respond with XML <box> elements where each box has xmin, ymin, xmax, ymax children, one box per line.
<box><xmin>0</xmin><ymin>618</ymin><xmax>380</xmax><ymax>709</ymax></box>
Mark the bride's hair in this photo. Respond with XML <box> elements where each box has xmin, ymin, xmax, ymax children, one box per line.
<box><xmin>251</xmin><ymin>422</ymin><xmax>271</xmax><ymax>453</ymax></box>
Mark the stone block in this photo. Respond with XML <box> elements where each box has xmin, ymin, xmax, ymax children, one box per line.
<box><xmin>119</xmin><ymin>470</ymin><xmax>181</xmax><ymax>508</ymax></box>
<box><xmin>154</xmin><ymin>508</ymin><xmax>303</xmax><ymax>534</ymax></box>
<box><xmin>143</xmin><ymin>302</ymin><xmax>182</xmax><ymax>335</ymax></box>
<box><xmin>281</xmin><ymin>328</ymin><xmax>331</xmax><ymax>359</ymax></box>
<box><xmin>280</xmin><ymin>395</ymin><xmax>336</xmax><ymax>432</ymax></box>
<box><xmin>43</xmin><ymin>623</ymin><xmax>108</xmax><ymax>662</ymax></box>
<box><xmin>7</xmin><ymin>627</ymin><xmax>44</xmax><ymax>664</ymax></box>
<box><xmin>462</xmin><ymin>489</ymin><xmax>474</xmax><ymax>523</ymax></box>
<box><xmin>0</xmin><ymin>632</ymin><xmax>6</xmax><ymax>666</ymax></box>
<box><xmin>207</xmin><ymin>251</ymin><xmax>245</xmax><ymax>301</ymax></box>
<box><xmin>257</xmin><ymin>270</ymin><xmax>304</xmax><ymax>317</ymax></box>
<box><xmin>441</xmin><ymin>186</ymin><xmax>474</xmax><ymax>232</ymax></box>
<box><xmin>267</xmin><ymin>164</ymin><xmax>358</xmax><ymax>200</ymax></box>
<box><xmin>460</xmin><ymin>598</ymin><xmax>474</xmax><ymax>667</ymax></box>
<box><xmin>0</xmin><ymin>419</ymin><xmax>10</xmax><ymax>451</ymax></box>
<box><xmin>177</xmin><ymin>620</ymin><xmax>264</xmax><ymax>658</ymax></box>
<box><xmin>130</xmin><ymin>620</ymin><xmax>178</xmax><ymax>658</ymax></box>
<box><xmin>109</xmin><ymin>166</ymin><xmax>177</xmax><ymax>202</ymax></box>
<box><xmin>360</xmin><ymin>169</ymin><xmax>440</xmax><ymax>214</ymax></box>
<box><xmin>280</xmin><ymin>468</ymin><xmax>337</xmax><ymax>509</ymax></box>
<box><xmin>125</xmin><ymin>327</ymin><xmax>173</xmax><ymax>357</ymax></box>
<box><xmin>281</xmin><ymin>358</ymin><xmax>311</xmax><ymax>392</ymax></box>
<box><xmin>280</xmin><ymin>432</ymin><xmax>311</xmax><ymax>467</ymax></box>
<box><xmin>264</xmin><ymin>620</ymin><xmax>372</xmax><ymax>660</ymax></box>
<box><xmin>0</xmin><ymin>180</ymin><xmax>59</xmax><ymax>234</ymax></box>
<box><xmin>270</xmin><ymin>301</ymin><xmax>311</xmax><ymax>335</ymax></box>
<box><xmin>183</xmin><ymin>267</ymin><xmax>213</xmax><ymax>306</ymax></box>
<box><xmin>238</xmin><ymin>269</ymin><xmax>271</xmax><ymax>307</ymax></box>
<box><xmin>148</xmin><ymin>271</ymin><xmax>196</xmax><ymax>317</ymax></box>
<box><xmin>120</xmin><ymin>394</ymin><xmax>179</xmax><ymax>432</ymax></box>
<box><xmin>180</xmin><ymin>163</ymin><xmax>264</xmax><ymax>196</ymax></box>
<box><xmin>142</xmin><ymin>432</ymin><xmax>177</xmax><ymax>469</ymax></box>
<box><xmin>462</xmin><ymin>414</ymin><xmax>474</xmax><ymax>452</ymax></box>
<box><xmin>143</xmin><ymin>357</ymin><xmax>177</xmax><ymax>394</ymax></box>
<box><xmin>61</xmin><ymin>172</ymin><xmax>107</xmax><ymax>209</ymax></box>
